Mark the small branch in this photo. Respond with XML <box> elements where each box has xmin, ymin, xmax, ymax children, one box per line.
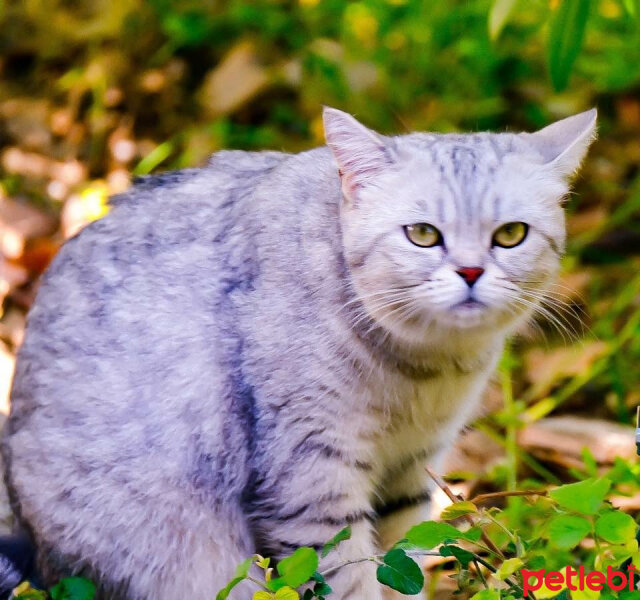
<box><xmin>320</xmin><ymin>557</ymin><xmax>377</xmax><ymax>578</ymax></box>
<box><xmin>424</xmin><ymin>465</ymin><xmax>504</xmax><ymax>559</ymax></box>
<box><xmin>320</xmin><ymin>552</ymin><xmax>440</xmax><ymax>578</ymax></box>
<box><xmin>469</xmin><ymin>490</ymin><xmax>547</xmax><ymax>504</ymax></box>
<box><xmin>473</xmin><ymin>558</ymin><xmax>488</xmax><ymax>589</ymax></box>
<box><xmin>473</xmin><ymin>556</ymin><xmax>529</xmax><ymax>598</ymax></box>
<box><xmin>247</xmin><ymin>575</ymin><xmax>269</xmax><ymax>590</ymax></box>
<box><xmin>424</xmin><ymin>464</ymin><xmax>464</xmax><ymax>504</ymax></box>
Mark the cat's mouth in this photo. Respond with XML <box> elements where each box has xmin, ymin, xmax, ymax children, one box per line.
<box><xmin>453</xmin><ymin>297</ymin><xmax>486</xmax><ymax>310</ymax></box>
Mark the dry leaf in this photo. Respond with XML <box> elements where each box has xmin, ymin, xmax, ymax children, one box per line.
<box><xmin>199</xmin><ymin>41</ymin><xmax>270</xmax><ymax>116</ymax></box>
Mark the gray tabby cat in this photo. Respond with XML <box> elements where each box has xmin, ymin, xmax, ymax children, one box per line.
<box><xmin>1</xmin><ymin>107</ymin><xmax>596</xmax><ymax>599</ymax></box>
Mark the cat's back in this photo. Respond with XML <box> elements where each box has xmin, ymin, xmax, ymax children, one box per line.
<box><xmin>4</xmin><ymin>149</ymin><xmax>289</xmax><ymax>469</ymax></box>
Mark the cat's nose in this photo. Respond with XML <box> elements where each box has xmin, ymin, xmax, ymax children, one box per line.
<box><xmin>456</xmin><ymin>266</ymin><xmax>485</xmax><ymax>287</ymax></box>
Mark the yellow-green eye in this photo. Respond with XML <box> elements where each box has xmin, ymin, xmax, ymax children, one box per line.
<box><xmin>404</xmin><ymin>223</ymin><xmax>442</xmax><ymax>248</ymax></box>
<box><xmin>492</xmin><ymin>222</ymin><xmax>528</xmax><ymax>248</ymax></box>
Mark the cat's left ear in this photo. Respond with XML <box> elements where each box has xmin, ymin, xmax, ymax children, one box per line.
<box><xmin>527</xmin><ymin>109</ymin><xmax>597</xmax><ymax>177</ymax></box>
<box><xmin>323</xmin><ymin>107</ymin><xmax>394</xmax><ymax>199</ymax></box>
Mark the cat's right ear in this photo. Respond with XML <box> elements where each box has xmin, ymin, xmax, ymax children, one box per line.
<box><xmin>323</xmin><ymin>107</ymin><xmax>393</xmax><ymax>200</ymax></box>
<box><xmin>527</xmin><ymin>109</ymin><xmax>597</xmax><ymax>178</ymax></box>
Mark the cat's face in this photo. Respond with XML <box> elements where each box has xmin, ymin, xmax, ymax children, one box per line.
<box><xmin>324</xmin><ymin>108</ymin><xmax>596</xmax><ymax>345</ymax></box>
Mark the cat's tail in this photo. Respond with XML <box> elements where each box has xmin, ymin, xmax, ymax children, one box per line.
<box><xmin>0</xmin><ymin>533</ymin><xmax>37</xmax><ymax>599</ymax></box>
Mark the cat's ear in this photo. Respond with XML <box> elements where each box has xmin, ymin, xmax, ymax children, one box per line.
<box><xmin>323</xmin><ymin>107</ymin><xmax>393</xmax><ymax>199</ymax></box>
<box><xmin>527</xmin><ymin>109</ymin><xmax>597</xmax><ymax>177</ymax></box>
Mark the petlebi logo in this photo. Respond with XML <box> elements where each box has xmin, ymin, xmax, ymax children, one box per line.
<box><xmin>522</xmin><ymin>565</ymin><xmax>638</xmax><ymax>597</ymax></box>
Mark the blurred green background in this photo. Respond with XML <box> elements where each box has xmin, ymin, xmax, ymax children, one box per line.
<box><xmin>0</xmin><ymin>0</ymin><xmax>639</xmax><ymax>487</ymax></box>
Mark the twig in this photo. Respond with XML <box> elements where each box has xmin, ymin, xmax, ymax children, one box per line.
<box><xmin>473</xmin><ymin>558</ymin><xmax>488</xmax><ymax>589</ymax></box>
<box><xmin>469</xmin><ymin>490</ymin><xmax>548</xmax><ymax>504</ymax></box>
<box><xmin>424</xmin><ymin>465</ymin><xmax>504</xmax><ymax>558</ymax></box>
<box><xmin>472</xmin><ymin>556</ymin><xmax>528</xmax><ymax>598</ymax></box>
<box><xmin>320</xmin><ymin>552</ymin><xmax>440</xmax><ymax>578</ymax></box>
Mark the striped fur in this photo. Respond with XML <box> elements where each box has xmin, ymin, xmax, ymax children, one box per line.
<box><xmin>2</xmin><ymin>109</ymin><xmax>595</xmax><ymax>599</ymax></box>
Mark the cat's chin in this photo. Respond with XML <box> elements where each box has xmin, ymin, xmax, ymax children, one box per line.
<box><xmin>443</xmin><ymin>302</ymin><xmax>515</xmax><ymax>332</ymax></box>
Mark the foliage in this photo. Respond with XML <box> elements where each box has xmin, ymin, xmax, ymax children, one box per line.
<box><xmin>12</xmin><ymin>578</ymin><xmax>95</xmax><ymax>600</ymax></box>
<box><xmin>215</xmin><ymin>458</ymin><xmax>640</xmax><ymax>599</ymax></box>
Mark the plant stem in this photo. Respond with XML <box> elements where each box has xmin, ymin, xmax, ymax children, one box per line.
<box><xmin>469</xmin><ymin>490</ymin><xmax>547</xmax><ymax>504</ymax></box>
<box><xmin>247</xmin><ymin>575</ymin><xmax>269</xmax><ymax>590</ymax></box>
<box><xmin>500</xmin><ymin>346</ymin><xmax>524</xmax><ymax>527</ymax></box>
<box><xmin>320</xmin><ymin>552</ymin><xmax>440</xmax><ymax>578</ymax></box>
<box><xmin>425</xmin><ymin>465</ymin><xmax>504</xmax><ymax>559</ymax></box>
<box><xmin>473</xmin><ymin>558</ymin><xmax>488</xmax><ymax>589</ymax></box>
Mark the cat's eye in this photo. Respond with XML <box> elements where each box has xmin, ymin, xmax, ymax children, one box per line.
<box><xmin>404</xmin><ymin>223</ymin><xmax>442</xmax><ymax>248</ymax></box>
<box><xmin>492</xmin><ymin>222</ymin><xmax>528</xmax><ymax>248</ymax></box>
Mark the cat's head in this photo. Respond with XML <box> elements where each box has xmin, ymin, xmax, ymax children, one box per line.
<box><xmin>324</xmin><ymin>107</ymin><xmax>596</xmax><ymax>346</ymax></box>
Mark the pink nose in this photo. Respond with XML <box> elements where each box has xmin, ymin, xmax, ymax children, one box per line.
<box><xmin>456</xmin><ymin>266</ymin><xmax>485</xmax><ymax>287</ymax></box>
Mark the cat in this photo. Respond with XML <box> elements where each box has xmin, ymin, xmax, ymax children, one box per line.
<box><xmin>1</xmin><ymin>106</ymin><xmax>596</xmax><ymax>599</ymax></box>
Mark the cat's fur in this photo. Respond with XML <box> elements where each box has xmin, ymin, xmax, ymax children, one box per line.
<box><xmin>2</xmin><ymin>107</ymin><xmax>596</xmax><ymax>599</ymax></box>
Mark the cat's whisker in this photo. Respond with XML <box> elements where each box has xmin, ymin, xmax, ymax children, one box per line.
<box><xmin>515</xmin><ymin>288</ymin><xmax>589</xmax><ymax>337</ymax></box>
<box><xmin>494</xmin><ymin>284</ymin><xmax>579</xmax><ymax>344</ymax></box>
<box><xmin>507</xmin><ymin>293</ymin><xmax>580</xmax><ymax>344</ymax></box>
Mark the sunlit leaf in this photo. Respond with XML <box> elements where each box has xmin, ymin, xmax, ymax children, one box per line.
<box><xmin>217</xmin><ymin>558</ymin><xmax>253</xmax><ymax>600</ymax></box>
<box><xmin>595</xmin><ymin>511</ymin><xmax>637</xmax><ymax>544</ymax></box>
<box><xmin>489</xmin><ymin>0</ymin><xmax>517</xmax><ymax>40</ymax></box>
<box><xmin>496</xmin><ymin>557</ymin><xmax>524</xmax><ymax>580</ymax></box>
<box><xmin>440</xmin><ymin>501</ymin><xmax>477</xmax><ymax>521</ymax></box>
<box><xmin>133</xmin><ymin>140</ymin><xmax>174</xmax><ymax>176</ymax></box>
<box><xmin>548</xmin><ymin>0</ymin><xmax>591</xmax><ymax>91</ymax></box>
<box><xmin>550</xmin><ymin>478</ymin><xmax>610</xmax><ymax>514</ymax></box>
<box><xmin>622</xmin><ymin>0</ymin><xmax>637</xmax><ymax>17</ymax></box>
<box><xmin>547</xmin><ymin>514</ymin><xmax>592</xmax><ymax>548</ymax></box>
<box><xmin>405</xmin><ymin>521</ymin><xmax>470</xmax><ymax>549</ymax></box>
<box><xmin>275</xmin><ymin>587</ymin><xmax>300</xmax><ymax>600</ymax></box>
<box><xmin>321</xmin><ymin>526</ymin><xmax>351</xmax><ymax>558</ymax></box>
<box><xmin>470</xmin><ymin>590</ymin><xmax>500</xmax><ymax>600</ymax></box>
<box><xmin>12</xmin><ymin>582</ymin><xmax>47</xmax><ymax>600</ymax></box>
<box><xmin>571</xmin><ymin>586</ymin><xmax>601</xmax><ymax>600</ymax></box>
<box><xmin>270</xmin><ymin>547</ymin><xmax>318</xmax><ymax>590</ymax></box>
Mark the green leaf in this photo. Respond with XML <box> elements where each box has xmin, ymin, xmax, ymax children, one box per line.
<box><xmin>216</xmin><ymin>558</ymin><xmax>253</xmax><ymax>600</ymax></box>
<box><xmin>488</xmin><ymin>0</ymin><xmax>517</xmax><ymax>40</ymax></box>
<box><xmin>376</xmin><ymin>549</ymin><xmax>424</xmax><ymax>595</ymax></box>
<box><xmin>49</xmin><ymin>578</ymin><xmax>96</xmax><ymax>600</ymax></box>
<box><xmin>550</xmin><ymin>478</ymin><xmax>610</xmax><ymax>515</ymax></box>
<box><xmin>537</xmin><ymin>580</ymin><xmax>567</xmax><ymax>599</ymax></box>
<box><xmin>440</xmin><ymin>501</ymin><xmax>477</xmax><ymax>521</ymax></box>
<box><xmin>470</xmin><ymin>590</ymin><xmax>501</xmax><ymax>600</ymax></box>
<box><xmin>618</xmin><ymin>593</ymin><xmax>640</xmax><ymax>600</ymax></box>
<box><xmin>464</xmin><ymin>527</ymin><xmax>483</xmax><ymax>542</ymax></box>
<box><xmin>12</xmin><ymin>584</ymin><xmax>48</xmax><ymax>600</ymax></box>
<box><xmin>570</xmin><ymin>587</ymin><xmax>600</xmax><ymax>600</ymax></box>
<box><xmin>253</xmin><ymin>593</ymin><xmax>274</xmax><ymax>600</ymax></box>
<box><xmin>311</xmin><ymin>572</ymin><xmax>332</xmax><ymax>596</ymax></box>
<box><xmin>321</xmin><ymin>526</ymin><xmax>352</xmax><ymax>558</ymax></box>
<box><xmin>275</xmin><ymin>587</ymin><xmax>300</xmax><ymax>600</ymax></box>
<box><xmin>547</xmin><ymin>514</ymin><xmax>592</xmax><ymax>549</ymax></box>
<box><xmin>275</xmin><ymin>547</ymin><xmax>319</xmax><ymax>589</ymax></box>
<box><xmin>405</xmin><ymin>521</ymin><xmax>469</xmax><ymax>549</ymax></box>
<box><xmin>133</xmin><ymin>140</ymin><xmax>174</xmax><ymax>176</ymax></box>
<box><xmin>548</xmin><ymin>0</ymin><xmax>591</xmax><ymax>91</ymax></box>
<box><xmin>622</xmin><ymin>0</ymin><xmax>637</xmax><ymax>17</ymax></box>
<box><xmin>439</xmin><ymin>544</ymin><xmax>475</xmax><ymax>568</ymax></box>
<box><xmin>496</xmin><ymin>557</ymin><xmax>524</xmax><ymax>580</ymax></box>
<box><xmin>595</xmin><ymin>511</ymin><xmax>637</xmax><ymax>544</ymax></box>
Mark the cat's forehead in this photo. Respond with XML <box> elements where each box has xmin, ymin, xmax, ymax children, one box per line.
<box><xmin>379</xmin><ymin>132</ymin><xmax>556</xmax><ymax>223</ymax></box>
<box><xmin>398</xmin><ymin>131</ymin><xmax>531</xmax><ymax>169</ymax></box>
